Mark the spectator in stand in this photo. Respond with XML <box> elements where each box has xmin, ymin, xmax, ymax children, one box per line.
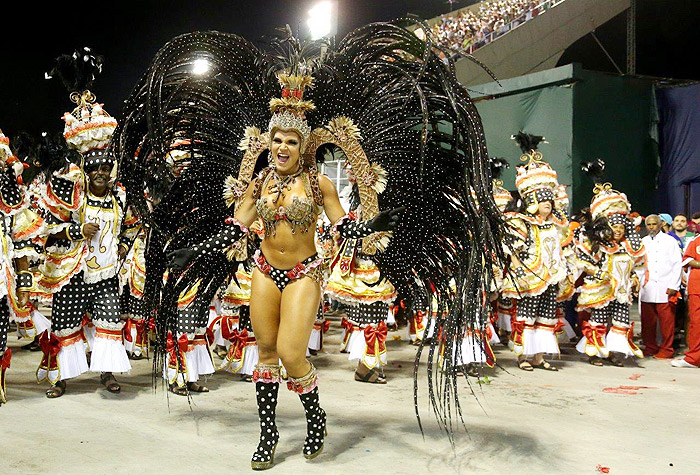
<box><xmin>688</xmin><ymin>211</ymin><xmax>700</xmax><ymax>234</ymax></box>
<box><xmin>640</xmin><ymin>215</ymin><xmax>683</xmax><ymax>358</ymax></box>
<box><xmin>672</xmin><ymin>233</ymin><xmax>700</xmax><ymax>368</ymax></box>
<box><xmin>669</xmin><ymin>214</ymin><xmax>696</xmax><ymax>250</ymax></box>
<box><xmin>430</xmin><ymin>0</ymin><xmax>541</xmax><ymax>53</ymax></box>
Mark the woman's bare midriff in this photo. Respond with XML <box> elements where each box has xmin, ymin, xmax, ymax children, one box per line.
<box><xmin>259</xmin><ymin>224</ymin><xmax>318</xmax><ymax>269</ymax></box>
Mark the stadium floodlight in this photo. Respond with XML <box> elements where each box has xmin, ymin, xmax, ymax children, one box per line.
<box><xmin>192</xmin><ymin>58</ymin><xmax>211</xmax><ymax>75</ymax></box>
<box><xmin>307</xmin><ymin>1</ymin><xmax>334</xmax><ymax>40</ymax></box>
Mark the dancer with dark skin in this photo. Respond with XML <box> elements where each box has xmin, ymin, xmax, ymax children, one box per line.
<box><xmin>46</xmin><ymin>163</ymin><xmax>127</xmax><ymax>396</ymax></box>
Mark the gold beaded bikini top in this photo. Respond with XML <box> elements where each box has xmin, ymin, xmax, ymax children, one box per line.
<box><xmin>255</xmin><ymin>170</ymin><xmax>319</xmax><ymax>237</ymax></box>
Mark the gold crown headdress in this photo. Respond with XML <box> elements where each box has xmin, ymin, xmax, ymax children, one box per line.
<box><xmin>47</xmin><ymin>48</ymin><xmax>117</xmax><ymax>169</ymax></box>
<box><xmin>268</xmin><ymin>73</ymin><xmax>315</xmax><ymax>151</ymax></box>
<box><xmin>514</xmin><ymin>150</ymin><xmax>559</xmax><ymax>213</ymax></box>
<box><xmin>590</xmin><ymin>182</ymin><xmax>630</xmax><ymax>220</ymax></box>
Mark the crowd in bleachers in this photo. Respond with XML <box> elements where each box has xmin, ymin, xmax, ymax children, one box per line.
<box><xmin>430</xmin><ymin>0</ymin><xmax>548</xmax><ymax>53</ymax></box>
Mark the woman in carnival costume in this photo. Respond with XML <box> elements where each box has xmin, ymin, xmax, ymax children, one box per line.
<box><xmin>575</xmin><ymin>161</ymin><xmax>646</xmax><ymax>366</ymax></box>
<box><xmin>553</xmin><ymin>183</ymin><xmax>580</xmax><ymax>343</ymax></box>
<box><xmin>36</xmin><ymin>48</ymin><xmax>134</xmax><ymax>398</ymax></box>
<box><xmin>0</xmin><ymin>130</ymin><xmax>45</xmax><ymax>404</ymax></box>
<box><xmin>501</xmin><ymin>132</ymin><xmax>570</xmax><ymax>372</ymax></box>
<box><xmin>325</xmin><ymin>163</ymin><xmax>396</xmax><ymax>384</ymax></box>
<box><xmin>490</xmin><ymin>157</ymin><xmax>516</xmax><ymax>340</ymax></box>
<box><xmin>116</xmin><ymin>23</ymin><xmax>506</xmax><ymax>469</ymax></box>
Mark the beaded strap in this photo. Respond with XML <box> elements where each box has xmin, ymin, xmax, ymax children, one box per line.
<box><xmin>287</xmin><ymin>363</ymin><xmax>318</xmax><ymax>394</ymax></box>
<box><xmin>252</xmin><ymin>363</ymin><xmax>282</xmax><ymax>383</ymax></box>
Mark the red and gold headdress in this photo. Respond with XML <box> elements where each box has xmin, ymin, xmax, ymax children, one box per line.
<box><xmin>268</xmin><ymin>73</ymin><xmax>315</xmax><ymax>151</ymax></box>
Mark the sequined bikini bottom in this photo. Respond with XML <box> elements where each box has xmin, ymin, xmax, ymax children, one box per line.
<box><xmin>253</xmin><ymin>250</ymin><xmax>324</xmax><ymax>292</ymax></box>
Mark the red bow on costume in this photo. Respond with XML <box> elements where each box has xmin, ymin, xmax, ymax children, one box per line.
<box><xmin>255</xmin><ymin>253</ymin><xmax>271</xmax><ymax>274</ymax></box>
<box><xmin>39</xmin><ymin>331</ymin><xmax>61</xmax><ymax>369</ymax></box>
<box><xmin>166</xmin><ymin>333</ymin><xmax>189</xmax><ymax>367</ymax></box>
<box><xmin>581</xmin><ymin>321</ymin><xmax>606</xmax><ymax>349</ymax></box>
<box><xmin>364</xmin><ymin>322</ymin><xmax>388</xmax><ymax>357</ymax></box>
<box><xmin>80</xmin><ymin>314</ymin><xmax>91</xmax><ymax>328</ymax></box>
<box><xmin>287</xmin><ymin>261</ymin><xmax>307</xmax><ymax>280</ymax></box>
<box><xmin>553</xmin><ymin>318</ymin><xmax>566</xmax><ymax>335</ymax></box>
<box><xmin>220</xmin><ymin>317</ymin><xmax>240</xmax><ymax>342</ymax></box>
<box><xmin>627</xmin><ymin>322</ymin><xmax>641</xmax><ymax>353</ymax></box>
<box><xmin>123</xmin><ymin>319</ymin><xmax>134</xmax><ymax>343</ymax></box>
<box><xmin>226</xmin><ymin>329</ymin><xmax>249</xmax><ymax>361</ymax></box>
<box><xmin>0</xmin><ymin>348</ymin><xmax>12</xmax><ymax>370</ymax></box>
<box><xmin>510</xmin><ymin>318</ymin><xmax>525</xmax><ymax>346</ymax></box>
<box><xmin>341</xmin><ymin>317</ymin><xmax>353</xmax><ymax>332</ymax></box>
<box><xmin>206</xmin><ymin>328</ymin><xmax>216</xmax><ymax>346</ymax></box>
<box><xmin>147</xmin><ymin>317</ymin><xmax>156</xmax><ymax>332</ymax></box>
<box><xmin>317</xmin><ymin>320</ymin><xmax>331</xmax><ymax>333</ymax></box>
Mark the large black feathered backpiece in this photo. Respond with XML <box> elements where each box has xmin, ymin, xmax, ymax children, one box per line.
<box><xmin>115</xmin><ymin>22</ymin><xmax>507</xmax><ymax>439</ymax></box>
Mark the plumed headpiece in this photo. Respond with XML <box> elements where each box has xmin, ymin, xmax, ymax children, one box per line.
<box><xmin>581</xmin><ymin>159</ymin><xmax>630</xmax><ymax>220</ymax></box>
<box><xmin>589</xmin><ymin>183</ymin><xmax>631</xmax><ymax>220</ymax></box>
<box><xmin>511</xmin><ymin>131</ymin><xmax>547</xmax><ymax>154</ymax></box>
<box><xmin>48</xmin><ymin>48</ymin><xmax>117</xmax><ymax>171</ymax></box>
<box><xmin>515</xmin><ymin>150</ymin><xmax>559</xmax><ymax>214</ymax></box>
<box><xmin>268</xmin><ymin>73</ymin><xmax>314</xmax><ymax>152</ymax></box>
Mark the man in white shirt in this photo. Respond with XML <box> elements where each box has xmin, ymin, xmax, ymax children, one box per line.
<box><xmin>640</xmin><ymin>215</ymin><xmax>683</xmax><ymax>358</ymax></box>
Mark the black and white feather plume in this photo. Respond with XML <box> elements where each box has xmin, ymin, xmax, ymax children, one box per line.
<box><xmin>115</xmin><ymin>22</ymin><xmax>507</xmax><ymax>439</ymax></box>
<box><xmin>581</xmin><ymin>158</ymin><xmax>606</xmax><ymax>185</ymax></box>
<box><xmin>45</xmin><ymin>47</ymin><xmax>104</xmax><ymax>93</ymax></box>
<box><xmin>511</xmin><ymin>131</ymin><xmax>547</xmax><ymax>154</ymax></box>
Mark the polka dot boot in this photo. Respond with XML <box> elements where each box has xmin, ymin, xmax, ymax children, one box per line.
<box><xmin>251</xmin><ymin>381</ymin><xmax>280</xmax><ymax>470</ymax></box>
<box><xmin>298</xmin><ymin>387</ymin><xmax>327</xmax><ymax>459</ymax></box>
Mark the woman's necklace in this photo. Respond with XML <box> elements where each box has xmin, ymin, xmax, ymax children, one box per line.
<box><xmin>269</xmin><ymin>166</ymin><xmax>303</xmax><ymax>202</ymax></box>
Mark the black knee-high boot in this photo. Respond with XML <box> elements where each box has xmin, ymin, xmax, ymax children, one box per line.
<box><xmin>251</xmin><ymin>365</ymin><xmax>280</xmax><ymax>470</ymax></box>
<box><xmin>288</xmin><ymin>364</ymin><xmax>326</xmax><ymax>459</ymax></box>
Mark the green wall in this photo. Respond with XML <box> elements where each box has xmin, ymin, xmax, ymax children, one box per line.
<box><xmin>471</xmin><ymin>64</ymin><xmax>658</xmax><ymax>215</ymax></box>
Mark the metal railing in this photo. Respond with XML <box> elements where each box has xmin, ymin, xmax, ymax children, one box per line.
<box><xmin>445</xmin><ymin>0</ymin><xmax>567</xmax><ymax>55</ymax></box>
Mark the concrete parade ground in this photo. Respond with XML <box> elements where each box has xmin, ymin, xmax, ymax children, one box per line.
<box><xmin>1</xmin><ymin>312</ymin><xmax>699</xmax><ymax>475</ymax></box>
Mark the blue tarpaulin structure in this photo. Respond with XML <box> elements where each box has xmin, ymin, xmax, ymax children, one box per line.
<box><xmin>655</xmin><ymin>84</ymin><xmax>700</xmax><ymax>216</ymax></box>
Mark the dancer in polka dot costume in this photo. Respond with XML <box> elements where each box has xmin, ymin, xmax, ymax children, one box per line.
<box><xmin>575</xmin><ymin>161</ymin><xmax>647</xmax><ymax>366</ymax></box>
<box><xmin>501</xmin><ymin>133</ymin><xmax>569</xmax><ymax>372</ymax></box>
<box><xmin>165</xmin><ymin>278</ymin><xmax>216</xmax><ymax>394</ymax></box>
<box><xmin>0</xmin><ymin>130</ymin><xmax>45</xmax><ymax>404</ymax></box>
<box><xmin>36</xmin><ymin>49</ymin><xmax>134</xmax><ymax>398</ymax></box>
<box><xmin>326</xmin><ymin>184</ymin><xmax>397</xmax><ymax>383</ymax></box>
<box><xmin>119</xmin><ymin>210</ymin><xmax>149</xmax><ymax>359</ymax></box>
<box><xmin>117</xmin><ymin>25</ymin><xmax>507</xmax><ymax>466</ymax></box>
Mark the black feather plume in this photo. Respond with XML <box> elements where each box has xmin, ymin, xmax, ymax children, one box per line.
<box><xmin>489</xmin><ymin>157</ymin><xmax>509</xmax><ymax>180</ymax></box>
<box><xmin>28</xmin><ymin>132</ymin><xmax>81</xmax><ymax>182</ymax></box>
<box><xmin>581</xmin><ymin>159</ymin><xmax>606</xmax><ymax>185</ymax></box>
<box><xmin>116</xmin><ymin>23</ymin><xmax>508</xmax><ymax>440</ymax></box>
<box><xmin>46</xmin><ymin>47</ymin><xmax>104</xmax><ymax>92</ymax></box>
<box><xmin>512</xmin><ymin>131</ymin><xmax>546</xmax><ymax>153</ymax></box>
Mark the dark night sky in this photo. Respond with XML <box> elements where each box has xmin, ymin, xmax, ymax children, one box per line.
<box><xmin>1</xmin><ymin>0</ymin><xmax>698</xmax><ymax>138</ymax></box>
